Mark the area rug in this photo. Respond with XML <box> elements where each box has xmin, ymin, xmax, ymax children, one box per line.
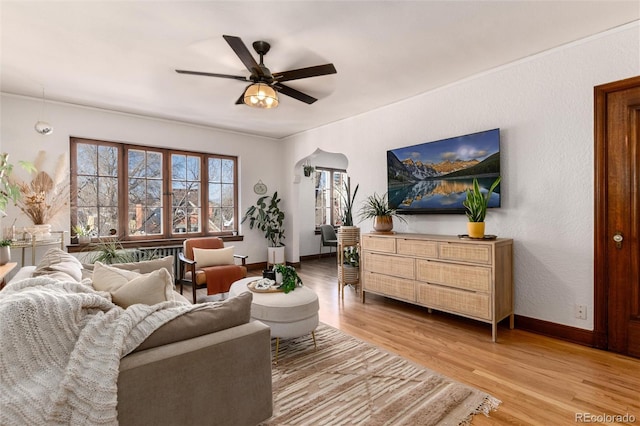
<box><xmin>263</xmin><ymin>323</ymin><xmax>500</xmax><ymax>425</ymax></box>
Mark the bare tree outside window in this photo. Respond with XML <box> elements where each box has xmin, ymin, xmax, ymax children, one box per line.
<box><xmin>71</xmin><ymin>138</ymin><xmax>237</xmax><ymax>241</ymax></box>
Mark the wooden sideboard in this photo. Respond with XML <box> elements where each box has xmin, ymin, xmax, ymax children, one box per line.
<box><xmin>361</xmin><ymin>232</ymin><xmax>514</xmax><ymax>342</ymax></box>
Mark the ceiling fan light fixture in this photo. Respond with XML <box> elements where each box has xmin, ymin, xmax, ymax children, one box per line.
<box><xmin>244</xmin><ymin>83</ymin><xmax>278</xmax><ymax>109</ymax></box>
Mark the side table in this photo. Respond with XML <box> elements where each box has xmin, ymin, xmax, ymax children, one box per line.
<box><xmin>0</xmin><ymin>262</ymin><xmax>18</xmax><ymax>290</ymax></box>
<box><xmin>10</xmin><ymin>231</ymin><xmax>65</xmax><ymax>267</ymax></box>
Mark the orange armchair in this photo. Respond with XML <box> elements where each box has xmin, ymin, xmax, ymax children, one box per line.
<box><xmin>178</xmin><ymin>237</ymin><xmax>248</xmax><ymax>303</ymax></box>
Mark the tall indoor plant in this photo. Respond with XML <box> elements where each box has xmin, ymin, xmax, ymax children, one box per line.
<box><xmin>359</xmin><ymin>192</ymin><xmax>406</xmax><ymax>232</ymax></box>
<box><xmin>0</xmin><ymin>153</ymin><xmax>35</xmax><ymax>215</ymax></box>
<box><xmin>242</xmin><ymin>191</ymin><xmax>286</xmax><ymax>264</ymax></box>
<box><xmin>462</xmin><ymin>177</ymin><xmax>501</xmax><ymax>238</ymax></box>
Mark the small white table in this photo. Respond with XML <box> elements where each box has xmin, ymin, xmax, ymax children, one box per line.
<box><xmin>229</xmin><ymin>277</ymin><xmax>319</xmax><ymax>362</ymax></box>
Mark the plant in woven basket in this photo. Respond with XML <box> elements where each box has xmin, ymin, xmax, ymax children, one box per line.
<box><xmin>273</xmin><ymin>264</ymin><xmax>302</xmax><ymax>294</ymax></box>
<box><xmin>342</xmin><ymin>246</ymin><xmax>359</xmax><ymax>267</ymax></box>
<box><xmin>339</xmin><ymin>181</ymin><xmax>359</xmax><ymax>226</ymax></box>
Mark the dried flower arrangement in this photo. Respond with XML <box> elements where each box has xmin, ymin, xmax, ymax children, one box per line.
<box><xmin>10</xmin><ymin>151</ymin><xmax>69</xmax><ymax>225</ymax></box>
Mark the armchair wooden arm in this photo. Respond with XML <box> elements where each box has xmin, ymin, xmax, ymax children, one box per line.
<box><xmin>178</xmin><ymin>251</ymin><xmax>198</xmax><ymax>303</ymax></box>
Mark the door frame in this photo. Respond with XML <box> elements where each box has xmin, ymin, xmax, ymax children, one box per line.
<box><xmin>593</xmin><ymin>75</ymin><xmax>640</xmax><ymax>350</ymax></box>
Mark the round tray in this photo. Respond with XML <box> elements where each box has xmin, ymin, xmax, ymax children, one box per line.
<box><xmin>458</xmin><ymin>234</ymin><xmax>497</xmax><ymax>240</ymax></box>
<box><xmin>247</xmin><ymin>279</ymin><xmax>283</xmax><ymax>293</ymax></box>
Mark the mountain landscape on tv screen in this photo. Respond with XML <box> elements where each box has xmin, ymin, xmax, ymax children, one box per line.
<box><xmin>386</xmin><ymin>129</ymin><xmax>501</xmax><ymax>212</ymax></box>
<box><xmin>387</xmin><ymin>151</ymin><xmax>499</xmax><ymax>185</ymax></box>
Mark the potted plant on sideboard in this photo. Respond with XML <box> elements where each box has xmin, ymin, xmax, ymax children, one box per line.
<box><xmin>359</xmin><ymin>192</ymin><xmax>406</xmax><ymax>232</ymax></box>
<box><xmin>462</xmin><ymin>177</ymin><xmax>501</xmax><ymax>238</ymax></box>
<box><xmin>242</xmin><ymin>191</ymin><xmax>286</xmax><ymax>265</ymax></box>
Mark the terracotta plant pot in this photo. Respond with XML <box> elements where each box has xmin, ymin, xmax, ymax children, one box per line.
<box><xmin>467</xmin><ymin>222</ymin><xmax>485</xmax><ymax>239</ymax></box>
<box><xmin>373</xmin><ymin>216</ymin><xmax>393</xmax><ymax>232</ymax></box>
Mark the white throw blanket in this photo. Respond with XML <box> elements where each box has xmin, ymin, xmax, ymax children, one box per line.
<box><xmin>0</xmin><ymin>276</ymin><xmax>198</xmax><ymax>425</ymax></box>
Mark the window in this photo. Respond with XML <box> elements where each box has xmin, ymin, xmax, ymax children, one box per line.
<box><xmin>71</xmin><ymin>138</ymin><xmax>238</xmax><ymax>241</ymax></box>
<box><xmin>314</xmin><ymin>167</ymin><xmax>347</xmax><ymax>228</ymax></box>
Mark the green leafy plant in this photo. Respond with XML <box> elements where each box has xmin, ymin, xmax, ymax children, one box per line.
<box><xmin>0</xmin><ymin>153</ymin><xmax>35</xmax><ymax>213</ymax></box>
<box><xmin>340</xmin><ymin>181</ymin><xmax>359</xmax><ymax>226</ymax></box>
<box><xmin>342</xmin><ymin>246</ymin><xmax>359</xmax><ymax>267</ymax></box>
<box><xmin>0</xmin><ymin>239</ymin><xmax>12</xmax><ymax>247</ymax></box>
<box><xmin>462</xmin><ymin>177</ymin><xmax>502</xmax><ymax>222</ymax></box>
<box><xmin>241</xmin><ymin>191</ymin><xmax>285</xmax><ymax>247</ymax></box>
<box><xmin>72</xmin><ymin>224</ymin><xmax>92</xmax><ymax>237</ymax></box>
<box><xmin>358</xmin><ymin>192</ymin><xmax>406</xmax><ymax>223</ymax></box>
<box><xmin>273</xmin><ymin>264</ymin><xmax>303</xmax><ymax>294</ymax></box>
<box><xmin>81</xmin><ymin>239</ymin><xmax>158</xmax><ymax>264</ymax></box>
<box><xmin>303</xmin><ymin>164</ymin><xmax>315</xmax><ymax>177</ymax></box>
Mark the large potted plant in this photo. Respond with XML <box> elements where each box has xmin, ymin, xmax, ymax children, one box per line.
<box><xmin>0</xmin><ymin>153</ymin><xmax>34</xmax><ymax>215</ymax></box>
<box><xmin>359</xmin><ymin>192</ymin><xmax>406</xmax><ymax>232</ymax></box>
<box><xmin>242</xmin><ymin>191</ymin><xmax>286</xmax><ymax>264</ymax></box>
<box><xmin>462</xmin><ymin>177</ymin><xmax>501</xmax><ymax>238</ymax></box>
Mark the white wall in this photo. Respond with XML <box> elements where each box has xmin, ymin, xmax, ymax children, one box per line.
<box><xmin>0</xmin><ymin>95</ymin><xmax>283</xmax><ymax>263</ymax></box>
<box><xmin>2</xmin><ymin>23</ymin><xmax>638</xmax><ymax>329</ymax></box>
<box><xmin>283</xmin><ymin>23</ymin><xmax>640</xmax><ymax>330</ymax></box>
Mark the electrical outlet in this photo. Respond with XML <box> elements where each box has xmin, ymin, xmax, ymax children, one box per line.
<box><xmin>575</xmin><ymin>304</ymin><xmax>587</xmax><ymax>320</ymax></box>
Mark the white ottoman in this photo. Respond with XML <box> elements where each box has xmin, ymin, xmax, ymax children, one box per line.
<box><xmin>229</xmin><ymin>277</ymin><xmax>319</xmax><ymax>361</ymax></box>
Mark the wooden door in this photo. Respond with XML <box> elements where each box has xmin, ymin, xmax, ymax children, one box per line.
<box><xmin>594</xmin><ymin>76</ymin><xmax>640</xmax><ymax>357</ymax></box>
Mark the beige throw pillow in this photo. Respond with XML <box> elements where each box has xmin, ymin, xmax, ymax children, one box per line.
<box><xmin>109</xmin><ymin>256</ymin><xmax>175</xmax><ymax>282</ymax></box>
<box><xmin>192</xmin><ymin>246</ymin><xmax>234</xmax><ymax>267</ymax></box>
<box><xmin>92</xmin><ymin>262</ymin><xmax>141</xmax><ymax>293</ymax></box>
<box><xmin>92</xmin><ymin>262</ymin><xmax>174</xmax><ymax>308</ymax></box>
<box><xmin>111</xmin><ymin>268</ymin><xmax>175</xmax><ymax>308</ymax></box>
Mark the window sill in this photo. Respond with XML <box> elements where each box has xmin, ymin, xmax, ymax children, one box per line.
<box><xmin>67</xmin><ymin>235</ymin><xmax>244</xmax><ymax>253</ymax></box>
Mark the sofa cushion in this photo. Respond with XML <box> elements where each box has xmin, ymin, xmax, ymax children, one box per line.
<box><xmin>111</xmin><ymin>268</ymin><xmax>175</xmax><ymax>308</ymax></box>
<box><xmin>110</xmin><ymin>256</ymin><xmax>175</xmax><ymax>282</ymax></box>
<box><xmin>31</xmin><ymin>248</ymin><xmax>83</xmax><ymax>282</ymax></box>
<box><xmin>82</xmin><ymin>255</ymin><xmax>175</xmax><ymax>282</ymax></box>
<box><xmin>133</xmin><ymin>291</ymin><xmax>253</xmax><ymax>352</ymax></box>
<box><xmin>192</xmin><ymin>247</ymin><xmax>234</xmax><ymax>267</ymax></box>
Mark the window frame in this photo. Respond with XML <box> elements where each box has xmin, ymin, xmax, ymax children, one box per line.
<box><xmin>314</xmin><ymin>166</ymin><xmax>347</xmax><ymax>229</ymax></box>
<box><xmin>70</xmin><ymin>137</ymin><xmax>238</xmax><ymax>242</ymax></box>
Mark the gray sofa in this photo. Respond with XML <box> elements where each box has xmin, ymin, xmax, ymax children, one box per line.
<box><xmin>7</xmin><ymin>260</ymin><xmax>273</xmax><ymax>426</ymax></box>
<box><xmin>119</xmin><ymin>320</ymin><xmax>273</xmax><ymax>426</ymax></box>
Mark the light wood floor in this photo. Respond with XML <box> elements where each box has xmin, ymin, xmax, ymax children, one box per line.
<box><xmin>198</xmin><ymin>257</ymin><xmax>640</xmax><ymax>425</ymax></box>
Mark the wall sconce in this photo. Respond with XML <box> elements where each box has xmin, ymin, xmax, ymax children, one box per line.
<box><xmin>34</xmin><ymin>88</ymin><xmax>53</xmax><ymax>135</ymax></box>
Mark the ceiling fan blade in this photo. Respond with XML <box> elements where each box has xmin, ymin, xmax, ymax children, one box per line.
<box><xmin>273</xmin><ymin>64</ymin><xmax>337</xmax><ymax>83</ymax></box>
<box><xmin>223</xmin><ymin>35</ymin><xmax>263</xmax><ymax>77</ymax></box>
<box><xmin>274</xmin><ymin>83</ymin><xmax>318</xmax><ymax>104</ymax></box>
<box><xmin>175</xmin><ymin>69</ymin><xmax>249</xmax><ymax>81</ymax></box>
<box><xmin>235</xmin><ymin>86</ymin><xmax>250</xmax><ymax>105</ymax></box>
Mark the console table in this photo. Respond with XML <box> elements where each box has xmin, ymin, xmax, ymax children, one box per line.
<box><xmin>11</xmin><ymin>231</ymin><xmax>65</xmax><ymax>266</ymax></box>
<box><xmin>361</xmin><ymin>232</ymin><xmax>514</xmax><ymax>342</ymax></box>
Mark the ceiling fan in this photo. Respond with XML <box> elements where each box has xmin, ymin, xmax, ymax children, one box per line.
<box><xmin>176</xmin><ymin>35</ymin><xmax>337</xmax><ymax>108</ymax></box>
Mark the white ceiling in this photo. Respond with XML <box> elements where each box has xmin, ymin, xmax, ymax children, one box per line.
<box><xmin>1</xmin><ymin>1</ymin><xmax>638</xmax><ymax>139</ymax></box>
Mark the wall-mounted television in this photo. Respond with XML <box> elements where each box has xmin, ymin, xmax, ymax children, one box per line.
<box><xmin>387</xmin><ymin>128</ymin><xmax>501</xmax><ymax>214</ymax></box>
